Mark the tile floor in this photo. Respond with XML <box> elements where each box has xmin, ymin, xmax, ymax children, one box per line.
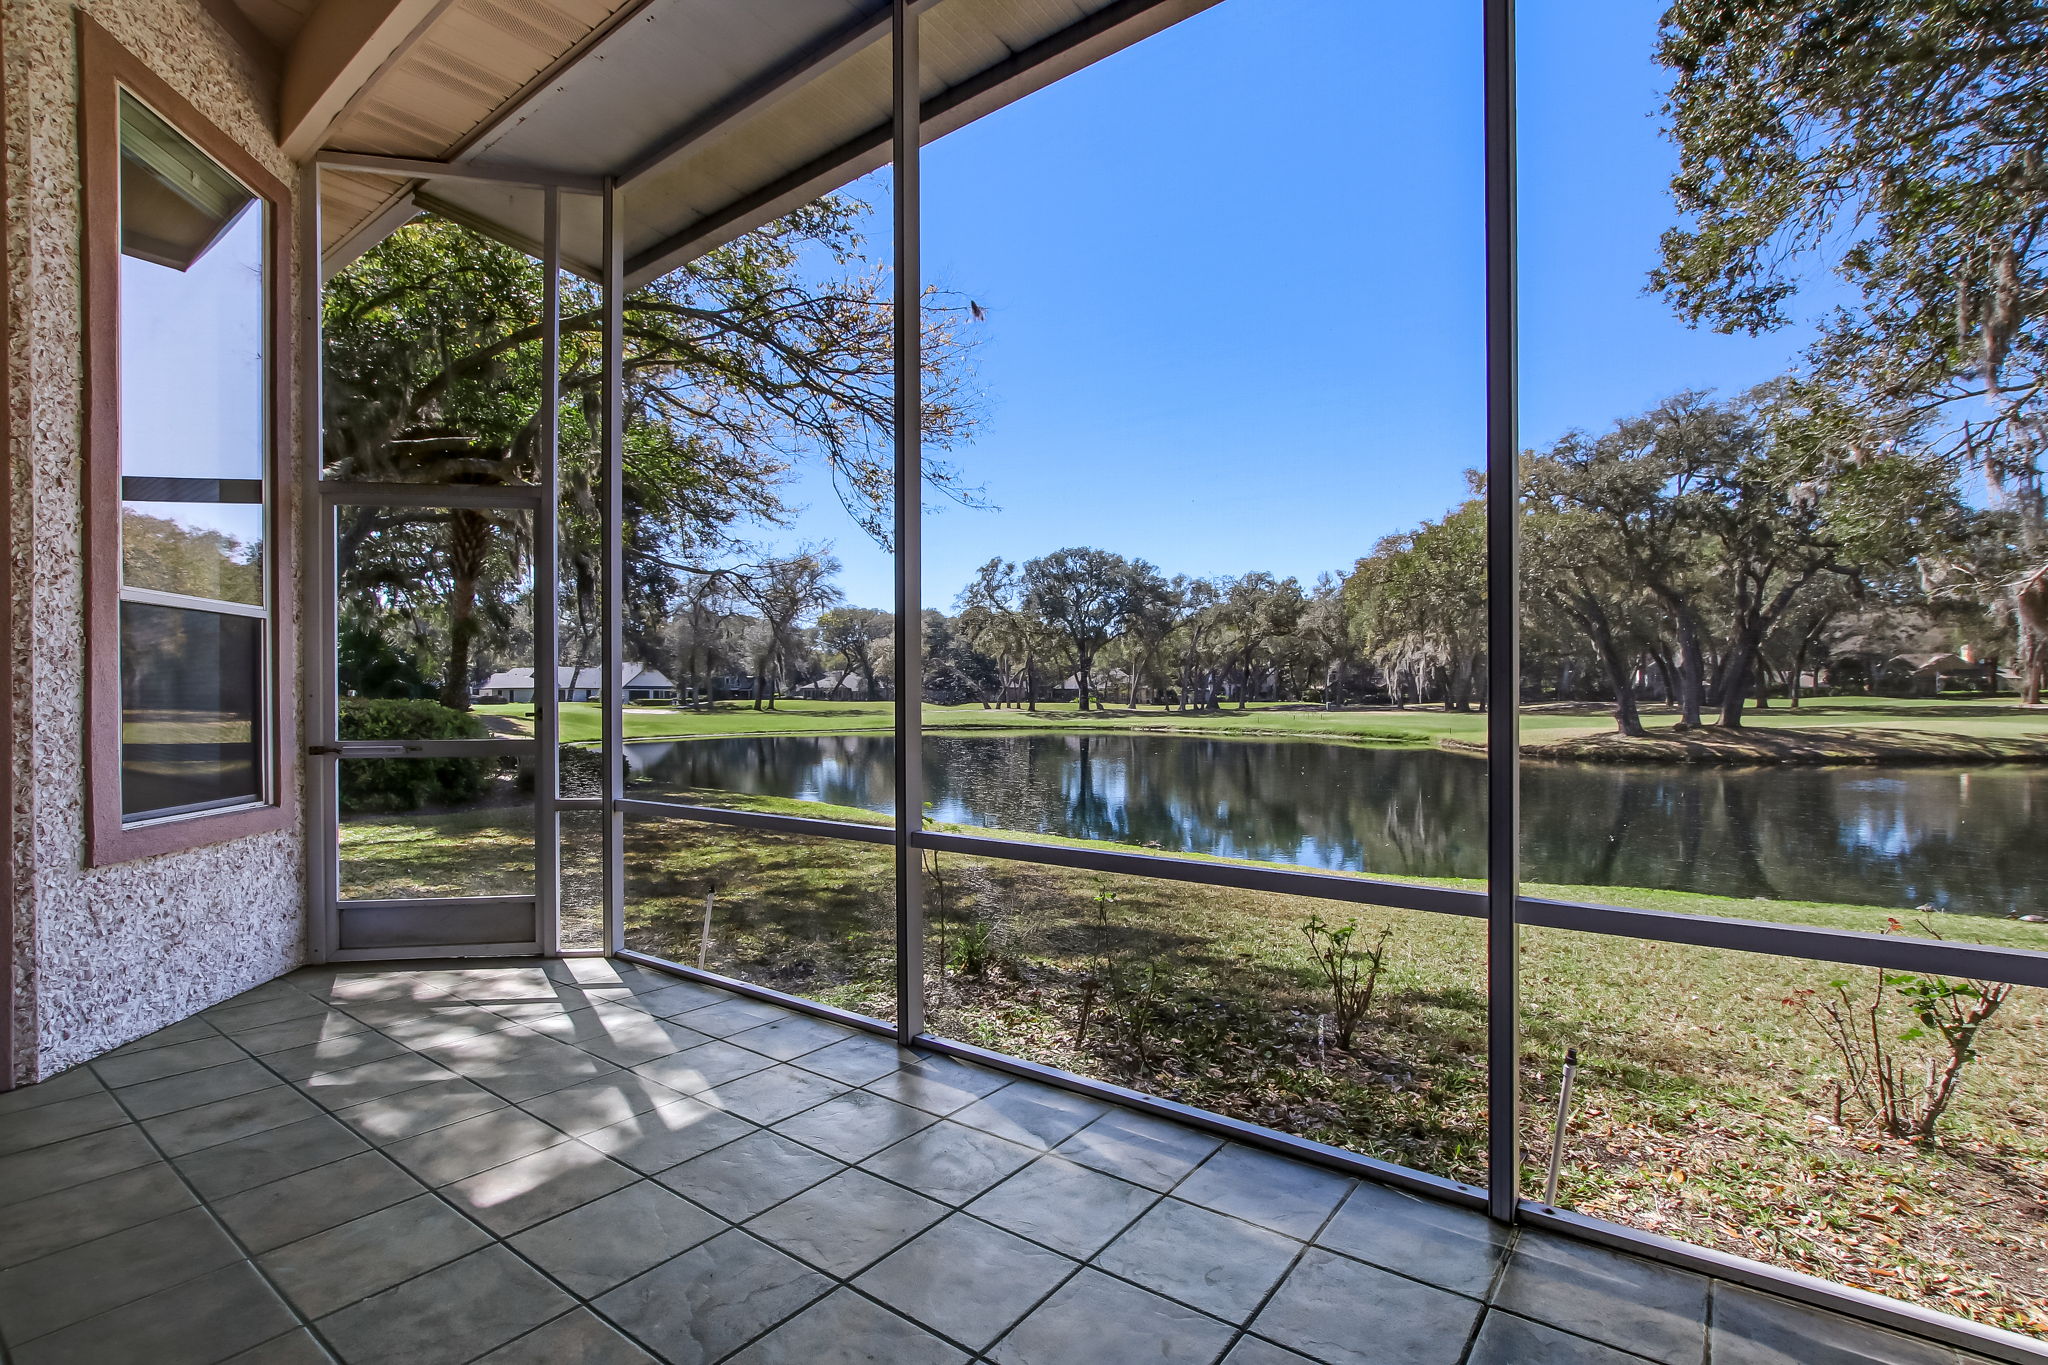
<box><xmin>0</xmin><ymin>959</ymin><xmax>2009</xmax><ymax>1365</ymax></box>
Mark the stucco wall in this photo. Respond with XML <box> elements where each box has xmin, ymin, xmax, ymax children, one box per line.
<box><xmin>4</xmin><ymin>0</ymin><xmax>305</xmax><ymax>1083</ymax></box>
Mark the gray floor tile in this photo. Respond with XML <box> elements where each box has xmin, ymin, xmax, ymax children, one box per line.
<box><xmin>441</xmin><ymin>1138</ymin><xmax>639</xmax><ymax>1234</ymax></box>
<box><xmin>1095</xmin><ymin>1197</ymin><xmax>1302</xmax><ymax>1321</ymax></box>
<box><xmin>521</xmin><ymin>1004</ymin><xmax>711</xmax><ymax>1066</ymax></box>
<box><xmin>0</xmin><ymin>1091</ymin><xmax>131</xmax><ymax>1157</ymax></box>
<box><xmin>259</xmin><ymin>1192</ymin><xmax>491</xmax><ymax>1318</ymax></box>
<box><xmin>0</xmin><ymin>1126</ymin><xmax>161</xmax><ymax>1208</ymax></box>
<box><xmin>1710</xmin><ymin>1284</ymin><xmax>1955</xmax><ymax>1365</ymax></box>
<box><xmin>1468</xmin><ymin>1310</ymin><xmax>1656</xmax><ymax>1364</ymax></box>
<box><xmin>385</xmin><ymin>1106</ymin><xmax>571</xmax><ymax>1185</ymax></box>
<box><xmin>701</xmin><ymin>1063</ymin><xmax>848</xmax><ymax>1124</ymax></box>
<box><xmin>317</xmin><ymin>1244</ymin><xmax>574</xmax><ymax>1365</ymax></box>
<box><xmin>334</xmin><ymin>1076</ymin><xmax>509</xmax><ymax>1143</ymax></box>
<box><xmin>222</xmin><ymin>1328</ymin><xmax>339</xmax><ymax>1365</ymax></box>
<box><xmin>0</xmin><ymin>1205</ymin><xmax>243</xmax><ymax>1343</ymax></box>
<box><xmin>580</xmin><ymin>1096</ymin><xmax>755</xmax><ymax>1174</ymax></box>
<box><xmin>115</xmin><ymin>1058</ymin><xmax>281</xmax><ymax>1120</ymax></box>
<box><xmin>989</xmin><ymin>1267</ymin><xmax>1235</xmax><ymax>1365</ymax></box>
<box><xmin>594</xmin><ymin>1229</ymin><xmax>831</xmax><ymax>1365</ymax></box>
<box><xmin>1251</xmin><ymin>1247</ymin><xmax>1482</xmax><ymax>1365</ymax></box>
<box><xmin>863</xmin><ymin>1056</ymin><xmax>1008</xmax><ymax>1115</ymax></box>
<box><xmin>91</xmin><ymin>1036</ymin><xmax>248</xmax><ymax>1089</ymax></box>
<box><xmin>631</xmin><ymin>1039</ymin><xmax>777</xmax><ymax>1094</ymax></box>
<box><xmin>773</xmin><ymin>1088</ymin><xmax>936</xmax><ymax>1163</ymax></box>
<box><xmin>432</xmin><ymin>966</ymin><xmax>558</xmax><ymax>1002</ymax></box>
<box><xmin>1223</xmin><ymin>1338</ymin><xmax>1320</xmax><ymax>1365</ymax></box>
<box><xmin>746</xmin><ymin>1168</ymin><xmax>949</xmax><ymax>1276</ymax></box>
<box><xmin>671</xmin><ymin>998</ymin><xmax>789</xmax><ymax>1036</ymax></box>
<box><xmin>259</xmin><ymin>1029</ymin><xmax>411</xmax><ymax>1084</ymax></box>
<box><xmin>359</xmin><ymin>1003</ymin><xmax>525</xmax><ymax>1051</ymax></box>
<box><xmin>203</xmin><ymin>991</ymin><xmax>331</xmax><ymax>1035</ymax></box>
<box><xmin>862</xmin><ymin>1119</ymin><xmax>1038</xmax><ymax>1205</ymax></box>
<box><xmin>1315</xmin><ymin>1177</ymin><xmax>1510</xmax><ymax>1297</ymax></box>
<box><xmin>607</xmin><ymin>964</ymin><xmax>709</xmax><ymax>996</ymax></box>
<box><xmin>727</xmin><ymin>1286</ymin><xmax>969</xmax><ymax>1365</ymax></box>
<box><xmin>793</xmin><ymin>1034</ymin><xmax>920</xmax><ymax>1086</ymax></box>
<box><xmin>477</xmin><ymin>1309</ymin><xmax>659</xmax><ymax>1364</ymax></box>
<box><xmin>1172</xmin><ymin>1144</ymin><xmax>1353</xmax><ymax>1239</ymax></box>
<box><xmin>172</xmin><ymin>1112</ymin><xmax>370</xmax><ymax>1199</ymax></box>
<box><xmin>211</xmin><ymin>1148</ymin><xmax>425</xmax><ymax>1253</ymax></box>
<box><xmin>1493</xmin><ymin>1231</ymin><xmax>1708</xmax><ymax>1365</ymax></box>
<box><xmin>0</xmin><ymin>1159</ymin><xmax>196</xmax><ymax>1269</ymax></box>
<box><xmin>426</xmin><ymin>1029</ymin><xmax>622</xmax><ymax>1102</ymax></box>
<box><xmin>726</xmin><ymin>1015</ymin><xmax>861</xmax><ymax>1061</ymax></box>
<box><xmin>101</xmin><ymin>1016</ymin><xmax>221</xmax><ymax>1059</ymax></box>
<box><xmin>948</xmin><ymin>1081</ymin><xmax>1107</xmax><ymax>1151</ymax></box>
<box><xmin>1053</xmin><ymin>1109</ymin><xmax>1221</xmax><ymax>1190</ymax></box>
<box><xmin>509</xmin><ymin>1180</ymin><xmax>726</xmax><ymax>1297</ymax></box>
<box><xmin>630</xmin><ymin>981</ymin><xmax>733</xmax><ymax>1017</ymax></box>
<box><xmin>966</xmin><ymin>1153</ymin><xmax>1159</xmax><ymax>1258</ymax></box>
<box><xmin>295</xmin><ymin>1054</ymin><xmax>457</xmax><ymax>1111</ymax></box>
<box><xmin>10</xmin><ymin>1259</ymin><xmax>297</xmax><ymax>1365</ymax></box>
<box><xmin>0</xmin><ymin>1068</ymin><xmax>102</xmax><ymax>1119</ymax></box>
<box><xmin>658</xmin><ymin>1127</ymin><xmax>845</xmax><ymax>1221</ymax></box>
<box><xmin>518</xmin><ymin>1071</ymin><xmax>688</xmax><ymax>1136</ymax></box>
<box><xmin>483</xmin><ymin>998</ymin><xmax>590</xmax><ymax>1025</ymax></box>
<box><xmin>316</xmin><ymin>971</ymin><xmax>457</xmax><ymax>1004</ymax></box>
<box><xmin>228</xmin><ymin>1009</ymin><xmax>373</xmax><ymax>1057</ymax></box>
<box><xmin>856</xmin><ymin>1212</ymin><xmax>1079</xmax><ymax>1350</ymax></box>
<box><xmin>144</xmin><ymin>1086</ymin><xmax>325</xmax><ymax>1157</ymax></box>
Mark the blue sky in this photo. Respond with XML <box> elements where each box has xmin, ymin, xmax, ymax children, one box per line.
<box><xmin>768</xmin><ymin>0</ymin><xmax>1826</xmax><ymax>610</ymax></box>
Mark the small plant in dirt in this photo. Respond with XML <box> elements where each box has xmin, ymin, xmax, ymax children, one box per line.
<box><xmin>1299</xmin><ymin>913</ymin><xmax>1394</xmax><ymax>1050</ymax></box>
<box><xmin>1789</xmin><ymin>926</ymin><xmax>2014</xmax><ymax>1142</ymax></box>
<box><xmin>952</xmin><ymin>917</ymin><xmax>998</xmax><ymax>977</ymax></box>
<box><xmin>1102</xmin><ymin>959</ymin><xmax>1175</xmax><ymax>1076</ymax></box>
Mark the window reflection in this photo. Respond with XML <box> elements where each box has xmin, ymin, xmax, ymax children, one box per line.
<box><xmin>119</xmin><ymin>601</ymin><xmax>261</xmax><ymax>819</ymax></box>
<box><xmin>115</xmin><ymin>90</ymin><xmax>271</xmax><ymax>822</ymax></box>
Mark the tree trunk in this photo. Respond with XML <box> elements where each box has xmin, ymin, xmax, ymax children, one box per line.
<box><xmin>1672</xmin><ymin>613</ymin><xmax>1706</xmax><ymax>728</ymax></box>
<box><xmin>439</xmin><ymin>509</ymin><xmax>489</xmax><ymax>711</ymax></box>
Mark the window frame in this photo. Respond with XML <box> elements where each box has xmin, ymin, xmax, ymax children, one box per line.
<box><xmin>80</xmin><ymin>15</ymin><xmax>296</xmax><ymax>865</ymax></box>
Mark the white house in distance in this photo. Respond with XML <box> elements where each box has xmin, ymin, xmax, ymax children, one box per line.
<box><xmin>477</xmin><ymin>664</ymin><xmax>676</xmax><ymax>704</ymax></box>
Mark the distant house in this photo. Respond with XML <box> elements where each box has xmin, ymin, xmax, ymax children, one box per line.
<box><xmin>1878</xmin><ymin>652</ymin><xmax>2011</xmax><ymax>697</ymax></box>
<box><xmin>792</xmin><ymin>669</ymin><xmax>874</xmax><ymax>700</ymax></box>
<box><xmin>475</xmin><ymin>664</ymin><xmax>676</xmax><ymax>704</ymax></box>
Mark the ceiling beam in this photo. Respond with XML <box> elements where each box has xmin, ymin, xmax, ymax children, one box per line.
<box><xmin>616</xmin><ymin>0</ymin><xmax>898</xmax><ymax>187</ymax></box>
<box><xmin>279</xmin><ymin>0</ymin><xmax>449</xmax><ymax>160</ymax></box>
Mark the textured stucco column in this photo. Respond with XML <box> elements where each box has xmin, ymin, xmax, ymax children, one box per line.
<box><xmin>3</xmin><ymin>0</ymin><xmax>306</xmax><ymax>1084</ymax></box>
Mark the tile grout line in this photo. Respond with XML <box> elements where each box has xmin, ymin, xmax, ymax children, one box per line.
<box><xmin>242</xmin><ymin>976</ymin><xmax>688</xmax><ymax>1365</ymax></box>
<box><xmin>83</xmin><ymin>1028</ymin><xmax>351</xmax><ymax>1365</ymax></box>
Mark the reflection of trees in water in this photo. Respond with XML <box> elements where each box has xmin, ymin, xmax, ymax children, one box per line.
<box><xmin>628</xmin><ymin>735</ymin><xmax>2047</xmax><ymax>917</ymax></box>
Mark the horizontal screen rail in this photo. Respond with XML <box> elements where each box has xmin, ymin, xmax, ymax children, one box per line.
<box><xmin>317</xmin><ymin>480</ymin><xmax>545</xmax><ymax>510</ymax></box>
<box><xmin>613</xmin><ymin>799</ymin><xmax>2048</xmax><ymax>989</ymax></box>
<box><xmin>1519</xmin><ymin>895</ymin><xmax>2048</xmax><ymax>989</ymax></box>
<box><xmin>914</xmin><ymin>827</ymin><xmax>1481</xmax><ymax>919</ymax></box>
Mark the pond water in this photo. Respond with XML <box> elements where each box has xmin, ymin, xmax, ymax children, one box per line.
<box><xmin>624</xmin><ymin>731</ymin><xmax>2046</xmax><ymax>920</ymax></box>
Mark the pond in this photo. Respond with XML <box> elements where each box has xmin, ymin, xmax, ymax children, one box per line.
<box><xmin>624</xmin><ymin>731</ymin><xmax>2046</xmax><ymax>920</ymax></box>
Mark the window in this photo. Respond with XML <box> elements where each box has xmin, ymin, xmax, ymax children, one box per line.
<box><xmin>82</xmin><ymin>18</ymin><xmax>294</xmax><ymax>862</ymax></box>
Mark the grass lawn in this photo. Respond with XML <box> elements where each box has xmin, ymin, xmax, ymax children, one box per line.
<box><xmin>474</xmin><ymin>694</ymin><xmax>2048</xmax><ymax>760</ymax></box>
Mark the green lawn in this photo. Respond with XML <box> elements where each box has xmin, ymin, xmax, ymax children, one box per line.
<box><xmin>475</xmin><ymin>693</ymin><xmax>2048</xmax><ymax>752</ymax></box>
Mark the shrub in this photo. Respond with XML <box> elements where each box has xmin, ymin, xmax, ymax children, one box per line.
<box><xmin>1300</xmin><ymin>913</ymin><xmax>1394</xmax><ymax>1050</ymax></box>
<box><xmin>337</xmin><ymin>699</ymin><xmax>490</xmax><ymax>813</ymax></box>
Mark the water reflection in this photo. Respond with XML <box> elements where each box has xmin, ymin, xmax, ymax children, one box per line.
<box><xmin>625</xmin><ymin>732</ymin><xmax>2041</xmax><ymax>919</ymax></box>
